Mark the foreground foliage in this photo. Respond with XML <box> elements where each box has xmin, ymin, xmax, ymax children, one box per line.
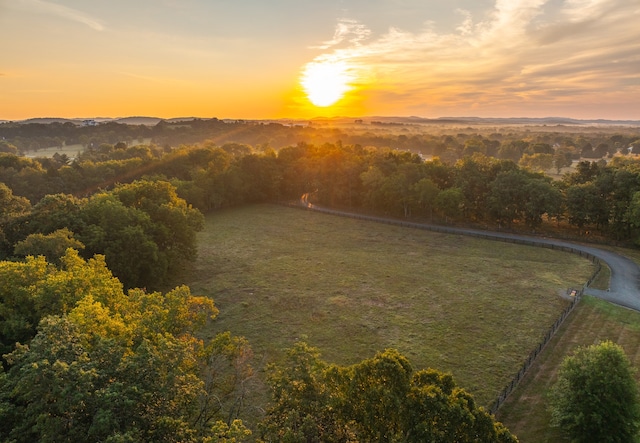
<box><xmin>548</xmin><ymin>340</ymin><xmax>640</xmax><ymax>443</ymax></box>
<box><xmin>0</xmin><ymin>250</ymin><xmax>251</xmax><ymax>442</ymax></box>
<box><xmin>260</xmin><ymin>342</ymin><xmax>518</xmax><ymax>442</ymax></box>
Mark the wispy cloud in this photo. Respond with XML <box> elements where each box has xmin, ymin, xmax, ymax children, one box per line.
<box><xmin>313</xmin><ymin>18</ymin><xmax>372</xmax><ymax>50</ymax></box>
<box><xmin>305</xmin><ymin>0</ymin><xmax>640</xmax><ymax>116</ymax></box>
<box><xmin>12</xmin><ymin>0</ymin><xmax>105</xmax><ymax>31</ymax></box>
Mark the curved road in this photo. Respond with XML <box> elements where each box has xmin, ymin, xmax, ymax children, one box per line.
<box><xmin>298</xmin><ymin>196</ymin><xmax>640</xmax><ymax>311</ymax></box>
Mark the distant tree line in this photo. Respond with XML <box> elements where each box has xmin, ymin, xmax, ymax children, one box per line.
<box><xmin>3</xmin><ymin>119</ymin><xmax>639</xmax><ymax>160</ymax></box>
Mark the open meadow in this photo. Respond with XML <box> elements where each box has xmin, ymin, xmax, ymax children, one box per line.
<box><xmin>497</xmin><ymin>295</ymin><xmax>640</xmax><ymax>442</ymax></box>
<box><xmin>22</xmin><ymin>143</ymin><xmax>85</xmax><ymax>159</ymax></box>
<box><xmin>187</xmin><ymin>204</ymin><xmax>595</xmax><ymax>407</ymax></box>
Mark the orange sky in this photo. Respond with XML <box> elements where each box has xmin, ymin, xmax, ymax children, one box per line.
<box><xmin>1</xmin><ymin>0</ymin><xmax>639</xmax><ymax>121</ymax></box>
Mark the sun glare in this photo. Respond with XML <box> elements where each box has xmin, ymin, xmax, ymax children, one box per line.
<box><xmin>301</xmin><ymin>60</ymin><xmax>353</xmax><ymax>107</ymax></box>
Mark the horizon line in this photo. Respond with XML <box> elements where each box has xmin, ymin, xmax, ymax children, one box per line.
<box><xmin>3</xmin><ymin>115</ymin><xmax>640</xmax><ymax>124</ymax></box>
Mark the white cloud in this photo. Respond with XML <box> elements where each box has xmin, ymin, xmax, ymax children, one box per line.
<box><xmin>314</xmin><ymin>18</ymin><xmax>372</xmax><ymax>50</ymax></box>
<box><xmin>303</xmin><ymin>0</ymin><xmax>640</xmax><ymax>117</ymax></box>
<box><xmin>563</xmin><ymin>0</ymin><xmax>612</xmax><ymax>21</ymax></box>
<box><xmin>11</xmin><ymin>0</ymin><xmax>105</xmax><ymax>31</ymax></box>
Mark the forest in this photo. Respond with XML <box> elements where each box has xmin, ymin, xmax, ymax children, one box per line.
<box><xmin>1</xmin><ymin>118</ymin><xmax>640</xmax><ymax>441</ymax></box>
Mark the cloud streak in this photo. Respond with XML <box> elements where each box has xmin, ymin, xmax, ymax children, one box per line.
<box><xmin>305</xmin><ymin>0</ymin><xmax>640</xmax><ymax>116</ymax></box>
<box><xmin>12</xmin><ymin>0</ymin><xmax>104</xmax><ymax>31</ymax></box>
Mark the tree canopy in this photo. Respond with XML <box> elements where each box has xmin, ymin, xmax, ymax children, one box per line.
<box><xmin>260</xmin><ymin>343</ymin><xmax>518</xmax><ymax>443</ymax></box>
<box><xmin>0</xmin><ymin>249</ymin><xmax>252</xmax><ymax>442</ymax></box>
<box><xmin>548</xmin><ymin>340</ymin><xmax>640</xmax><ymax>443</ymax></box>
<box><xmin>2</xmin><ymin>179</ymin><xmax>203</xmax><ymax>289</ymax></box>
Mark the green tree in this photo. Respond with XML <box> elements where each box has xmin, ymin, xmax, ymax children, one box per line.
<box><xmin>13</xmin><ymin>228</ymin><xmax>85</xmax><ymax>265</ymax></box>
<box><xmin>260</xmin><ymin>341</ymin><xmax>350</xmax><ymax>443</ymax></box>
<box><xmin>0</xmin><ymin>140</ymin><xmax>18</xmax><ymax>154</ymax></box>
<box><xmin>0</xmin><ymin>183</ymin><xmax>32</xmax><ymax>256</ymax></box>
<box><xmin>628</xmin><ymin>191</ymin><xmax>640</xmax><ymax>245</ymax></box>
<box><xmin>360</xmin><ymin>165</ymin><xmax>387</xmax><ymax>211</ymax></box>
<box><xmin>488</xmin><ymin>171</ymin><xmax>529</xmax><ymax>227</ymax></box>
<box><xmin>17</xmin><ymin>193</ymin><xmax>85</xmax><ymax>240</ymax></box>
<box><xmin>518</xmin><ymin>153</ymin><xmax>554</xmax><ymax>173</ymax></box>
<box><xmin>553</xmin><ymin>149</ymin><xmax>573</xmax><ymax>174</ymax></box>
<box><xmin>0</xmin><ymin>250</ymin><xmax>124</xmax><ymax>360</ymax></box>
<box><xmin>607</xmin><ymin>168</ymin><xmax>640</xmax><ymax>240</ymax></box>
<box><xmin>0</xmin><ymin>183</ymin><xmax>31</xmax><ymax>222</ymax></box>
<box><xmin>548</xmin><ymin>340</ymin><xmax>640</xmax><ymax>443</ymax></box>
<box><xmin>261</xmin><ymin>345</ymin><xmax>518</xmax><ymax>443</ymax></box>
<box><xmin>564</xmin><ymin>160</ymin><xmax>601</xmax><ymax>185</ymax></box>
<box><xmin>522</xmin><ymin>179</ymin><xmax>562</xmax><ymax>228</ymax></box>
<box><xmin>405</xmin><ymin>369</ymin><xmax>516</xmax><ymax>442</ymax></box>
<box><xmin>112</xmin><ymin>180</ymin><xmax>204</xmax><ymax>262</ymax></box>
<box><xmin>330</xmin><ymin>349</ymin><xmax>412</xmax><ymax>442</ymax></box>
<box><xmin>435</xmin><ymin>187</ymin><xmax>464</xmax><ymax>222</ymax></box>
<box><xmin>413</xmin><ymin>177</ymin><xmax>440</xmax><ymax>219</ymax></box>
<box><xmin>462</xmin><ymin>138</ymin><xmax>486</xmax><ymax>157</ymax></box>
<box><xmin>79</xmin><ymin>192</ymin><xmax>161</xmax><ymax>289</ymax></box>
<box><xmin>379</xmin><ymin>170</ymin><xmax>418</xmax><ymax>217</ymax></box>
<box><xmin>565</xmin><ymin>183</ymin><xmax>609</xmax><ymax>231</ymax></box>
<box><xmin>454</xmin><ymin>155</ymin><xmax>513</xmax><ymax>221</ymax></box>
<box><xmin>0</xmin><ymin>255</ymin><xmax>51</xmax><ymax>359</ymax></box>
<box><xmin>497</xmin><ymin>140</ymin><xmax>527</xmax><ymax>163</ymax></box>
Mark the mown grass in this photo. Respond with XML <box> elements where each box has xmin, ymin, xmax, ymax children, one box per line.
<box><xmin>496</xmin><ymin>295</ymin><xmax>640</xmax><ymax>442</ymax></box>
<box><xmin>187</xmin><ymin>204</ymin><xmax>595</xmax><ymax>410</ymax></box>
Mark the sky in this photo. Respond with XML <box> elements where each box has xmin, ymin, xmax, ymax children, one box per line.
<box><xmin>1</xmin><ymin>0</ymin><xmax>639</xmax><ymax>120</ymax></box>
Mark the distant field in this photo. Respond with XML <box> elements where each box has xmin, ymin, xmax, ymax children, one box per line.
<box><xmin>497</xmin><ymin>296</ymin><xmax>640</xmax><ymax>442</ymax></box>
<box><xmin>22</xmin><ymin>138</ymin><xmax>152</xmax><ymax>159</ymax></box>
<box><xmin>23</xmin><ymin>143</ymin><xmax>85</xmax><ymax>159</ymax></box>
<box><xmin>188</xmin><ymin>204</ymin><xmax>594</xmax><ymax>407</ymax></box>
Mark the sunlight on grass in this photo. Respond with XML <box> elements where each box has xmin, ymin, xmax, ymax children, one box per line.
<box><xmin>497</xmin><ymin>296</ymin><xmax>640</xmax><ymax>442</ymax></box>
<box><xmin>188</xmin><ymin>204</ymin><xmax>595</xmax><ymax>407</ymax></box>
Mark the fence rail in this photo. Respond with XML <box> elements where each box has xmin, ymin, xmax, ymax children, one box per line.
<box><xmin>283</xmin><ymin>200</ymin><xmax>603</xmax><ymax>414</ymax></box>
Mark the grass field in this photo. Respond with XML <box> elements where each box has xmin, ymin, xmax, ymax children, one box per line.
<box><xmin>22</xmin><ymin>138</ymin><xmax>153</xmax><ymax>159</ymax></box>
<box><xmin>23</xmin><ymin>143</ymin><xmax>85</xmax><ymax>159</ymax></box>
<box><xmin>497</xmin><ymin>296</ymin><xmax>640</xmax><ymax>442</ymax></box>
<box><xmin>187</xmin><ymin>204</ymin><xmax>595</xmax><ymax>408</ymax></box>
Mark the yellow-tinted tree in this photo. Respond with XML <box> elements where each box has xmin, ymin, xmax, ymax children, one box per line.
<box><xmin>0</xmin><ymin>250</ymin><xmax>252</xmax><ymax>442</ymax></box>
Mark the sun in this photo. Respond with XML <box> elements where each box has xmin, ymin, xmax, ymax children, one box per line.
<box><xmin>300</xmin><ymin>60</ymin><xmax>353</xmax><ymax>107</ymax></box>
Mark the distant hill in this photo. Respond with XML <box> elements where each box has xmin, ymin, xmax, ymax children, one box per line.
<box><xmin>114</xmin><ymin>116</ymin><xmax>164</xmax><ymax>125</ymax></box>
<box><xmin>114</xmin><ymin>116</ymin><xmax>209</xmax><ymax>125</ymax></box>
<box><xmin>18</xmin><ymin>118</ymin><xmax>80</xmax><ymax>125</ymax></box>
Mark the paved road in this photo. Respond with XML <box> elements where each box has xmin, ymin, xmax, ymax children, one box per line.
<box><xmin>446</xmin><ymin>228</ymin><xmax>640</xmax><ymax>311</ymax></box>
<box><xmin>298</xmin><ymin>198</ymin><xmax>640</xmax><ymax>311</ymax></box>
